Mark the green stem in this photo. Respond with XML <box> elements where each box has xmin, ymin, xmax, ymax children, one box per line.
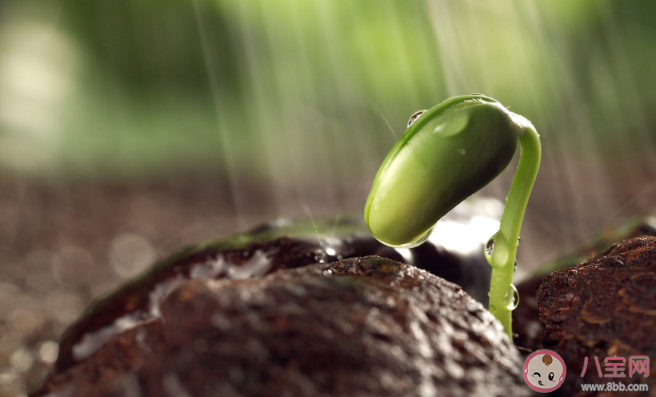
<box><xmin>486</xmin><ymin>125</ymin><xmax>541</xmax><ymax>338</ymax></box>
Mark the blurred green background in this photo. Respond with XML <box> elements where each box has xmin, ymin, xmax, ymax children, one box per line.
<box><xmin>2</xmin><ymin>1</ymin><xmax>656</xmax><ymax>394</ymax></box>
<box><xmin>3</xmin><ymin>0</ymin><xmax>656</xmax><ymax>229</ymax></box>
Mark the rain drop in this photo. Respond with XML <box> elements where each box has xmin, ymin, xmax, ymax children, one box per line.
<box><xmin>517</xmin><ymin>236</ymin><xmax>521</xmax><ymax>245</ymax></box>
<box><xmin>407</xmin><ymin>110</ymin><xmax>427</xmax><ymax>127</ymax></box>
<box><xmin>513</xmin><ymin>260</ymin><xmax>517</xmax><ymax>272</ymax></box>
<box><xmin>486</xmin><ymin>238</ymin><xmax>494</xmax><ymax>256</ymax></box>
<box><xmin>458</xmin><ymin>148</ymin><xmax>466</xmax><ymax>155</ymax></box>
<box><xmin>504</xmin><ymin>284</ymin><xmax>519</xmax><ymax>310</ymax></box>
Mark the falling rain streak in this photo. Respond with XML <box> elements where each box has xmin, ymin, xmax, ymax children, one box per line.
<box><xmin>0</xmin><ymin>1</ymin><xmax>651</xmax><ymax>272</ymax></box>
<box><xmin>184</xmin><ymin>0</ymin><xmax>655</xmax><ymax>274</ymax></box>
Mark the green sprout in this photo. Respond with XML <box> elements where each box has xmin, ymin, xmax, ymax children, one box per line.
<box><xmin>364</xmin><ymin>94</ymin><xmax>541</xmax><ymax>338</ymax></box>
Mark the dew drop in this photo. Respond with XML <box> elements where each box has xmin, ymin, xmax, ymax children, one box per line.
<box><xmin>407</xmin><ymin>110</ymin><xmax>427</xmax><ymax>127</ymax></box>
<box><xmin>458</xmin><ymin>148</ymin><xmax>466</xmax><ymax>155</ymax></box>
<box><xmin>517</xmin><ymin>236</ymin><xmax>521</xmax><ymax>245</ymax></box>
<box><xmin>486</xmin><ymin>239</ymin><xmax>494</xmax><ymax>256</ymax></box>
<box><xmin>504</xmin><ymin>284</ymin><xmax>519</xmax><ymax>310</ymax></box>
<box><xmin>513</xmin><ymin>260</ymin><xmax>518</xmax><ymax>272</ymax></box>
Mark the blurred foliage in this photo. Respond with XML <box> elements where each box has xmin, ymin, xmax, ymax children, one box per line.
<box><xmin>1</xmin><ymin>0</ymin><xmax>655</xmax><ymax>180</ymax></box>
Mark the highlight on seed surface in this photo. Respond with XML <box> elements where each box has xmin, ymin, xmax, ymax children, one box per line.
<box><xmin>364</xmin><ymin>94</ymin><xmax>541</xmax><ymax>337</ymax></box>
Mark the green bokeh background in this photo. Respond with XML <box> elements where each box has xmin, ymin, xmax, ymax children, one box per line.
<box><xmin>2</xmin><ymin>0</ymin><xmax>656</xmax><ymax>253</ymax></box>
<box><xmin>4</xmin><ymin>0</ymin><xmax>656</xmax><ymax>177</ymax></box>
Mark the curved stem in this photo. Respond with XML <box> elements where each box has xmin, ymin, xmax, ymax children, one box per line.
<box><xmin>486</xmin><ymin>125</ymin><xmax>541</xmax><ymax>338</ymax></box>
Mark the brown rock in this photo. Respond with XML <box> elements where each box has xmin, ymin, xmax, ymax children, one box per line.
<box><xmin>53</xmin><ymin>215</ymin><xmax>493</xmax><ymax>374</ymax></box>
<box><xmin>513</xmin><ymin>218</ymin><xmax>656</xmax><ymax>352</ymax></box>
<box><xmin>33</xmin><ymin>256</ymin><xmax>527</xmax><ymax>397</ymax></box>
<box><xmin>537</xmin><ymin>236</ymin><xmax>656</xmax><ymax>396</ymax></box>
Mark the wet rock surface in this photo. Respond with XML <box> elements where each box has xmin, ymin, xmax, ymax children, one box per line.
<box><xmin>538</xmin><ymin>236</ymin><xmax>656</xmax><ymax>396</ymax></box>
<box><xmin>512</xmin><ymin>218</ymin><xmax>656</xmax><ymax>352</ymax></box>
<box><xmin>52</xmin><ymin>215</ymin><xmax>493</xmax><ymax>375</ymax></box>
<box><xmin>33</xmin><ymin>256</ymin><xmax>526</xmax><ymax>397</ymax></box>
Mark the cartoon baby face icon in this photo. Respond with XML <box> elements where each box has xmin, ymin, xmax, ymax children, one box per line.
<box><xmin>523</xmin><ymin>349</ymin><xmax>566</xmax><ymax>392</ymax></box>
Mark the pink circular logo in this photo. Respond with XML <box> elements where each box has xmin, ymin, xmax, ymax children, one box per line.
<box><xmin>523</xmin><ymin>349</ymin><xmax>567</xmax><ymax>393</ymax></box>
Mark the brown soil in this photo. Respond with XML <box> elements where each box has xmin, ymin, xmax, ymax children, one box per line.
<box><xmin>0</xmin><ymin>172</ymin><xmax>251</xmax><ymax>396</ymax></box>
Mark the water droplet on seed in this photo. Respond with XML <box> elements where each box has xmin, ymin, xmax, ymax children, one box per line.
<box><xmin>458</xmin><ymin>148</ymin><xmax>466</xmax><ymax>155</ymax></box>
<box><xmin>407</xmin><ymin>110</ymin><xmax>427</xmax><ymax>127</ymax></box>
<box><xmin>504</xmin><ymin>284</ymin><xmax>519</xmax><ymax>310</ymax></box>
<box><xmin>486</xmin><ymin>239</ymin><xmax>494</xmax><ymax>256</ymax></box>
<box><xmin>390</xmin><ymin>226</ymin><xmax>435</xmax><ymax>249</ymax></box>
